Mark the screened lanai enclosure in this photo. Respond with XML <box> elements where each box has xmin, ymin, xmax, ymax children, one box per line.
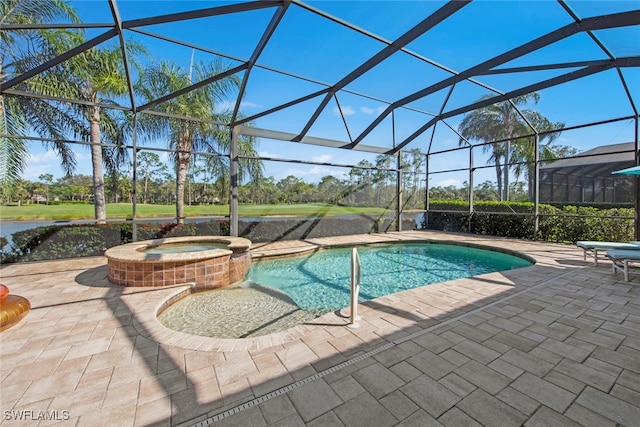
<box><xmin>1</xmin><ymin>0</ymin><xmax>640</xmax><ymax>261</ymax></box>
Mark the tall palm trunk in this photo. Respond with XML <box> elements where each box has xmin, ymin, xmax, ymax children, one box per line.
<box><xmin>528</xmin><ymin>169</ymin><xmax>535</xmax><ymax>201</ymax></box>
<box><xmin>503</xmin><ymin>149</ymin><xmax>510</xmax><ymax>201</ymax></box>
<box><xmin>503</xmin><ymin>117</ymin><xmax>513</xmax><ymax>201</ymax></box>
<box><xmin>90</xmin><ymin>105</ymin><xmax>106</xmax><ymax>224</ymax></box>
<box><xmin>175</xmin><ymin>130</ymin><xmax>191</xmax><ymax>224</ymax></box>
<box><xmin>492</xmin><ymin>144</ymin><xmax>503</xmax><ymax>201</ymax></box>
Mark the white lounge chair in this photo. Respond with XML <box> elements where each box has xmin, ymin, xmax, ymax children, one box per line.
<box><xmin>576</xmin><ymin>241</ymin><xmax>640</xmax><ymax>266</ymax></box>
<box><xmin>606</xmin><ymin>250</ymin><xmax>640</xmax><ymax>282</ymax></box>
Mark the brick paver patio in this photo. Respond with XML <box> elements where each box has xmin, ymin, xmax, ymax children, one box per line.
<box><xmin>1</xmin><ymin>231</ymin><xmax>638</xmax><ymax>426</ymax></box>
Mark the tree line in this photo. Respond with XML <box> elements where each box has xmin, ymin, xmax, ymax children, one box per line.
<box><xmin>9</xmin><ymin>164</ymin><xmax>531</xmax><ymax>211</ymax></box>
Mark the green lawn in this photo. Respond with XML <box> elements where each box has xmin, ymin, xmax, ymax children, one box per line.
<box><xmin>0</xmin><ymin>203</ymin><xmax>390</xmax><ymax>221</ymax></box>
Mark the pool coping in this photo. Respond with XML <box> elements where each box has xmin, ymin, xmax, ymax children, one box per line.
<box><xmin>104</xmin><ymin>235</ymin><xmax>251</xmax><ymax>262</ymax></box>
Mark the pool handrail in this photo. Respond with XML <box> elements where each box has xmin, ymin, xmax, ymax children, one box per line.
<box><xmin>349</xmin><ymin>248</ymin><xmax>362</xmax><ymax>328</ymax></box>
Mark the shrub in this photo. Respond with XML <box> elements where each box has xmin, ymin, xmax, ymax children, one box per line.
<box><xmin>0</xmin><ymin>216</ymin><xmax>416</xmax><ymax>263</ymax></box>
<box><xmin>5</xmin><ymin>224</ymin><xmax>122</xmax><ymax>262</ymax></box>
<box><xmin>538</xmin><ymin>205</ymin><xmax>633</xmax><ymax>242</ymax></box>
<box><xmin>423</xmin><ymin>200</ymin><xmax>633</xmax><ymax>242</ymax></box>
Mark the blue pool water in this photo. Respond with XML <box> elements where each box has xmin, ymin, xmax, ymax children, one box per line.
<box><xmin>246</xmin><ymin>243</ymin><xmax>532</xmax><ymax>312</ymax></box>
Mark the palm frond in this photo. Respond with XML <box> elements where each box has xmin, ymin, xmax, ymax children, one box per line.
<box><xmin>1</xmin><ymin>0</ymin><xmax>79</xmax><ymax>26</ymax></box>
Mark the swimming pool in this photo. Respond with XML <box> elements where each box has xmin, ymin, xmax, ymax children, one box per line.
<box><xmin>246</xmin><ymin>243</ymin><xmax>532</xmax><ymax>312</ymax></box>
<box><xmin>158</xmin><ymin>242</ymin><xmax>532</xmax><ymax>338</ymax></box>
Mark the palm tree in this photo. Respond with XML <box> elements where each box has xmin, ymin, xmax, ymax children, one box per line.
<box><xmin>3</xmin><ymin>2</ymin><xmax>146</xmax><ymax>223</ymax></box>
<box><xmin>41</xmin><ymin>31</ymin><xmax>146</xmax><ymax>223</ymax></box>
<box><xmin>1</xmin><ymin>0</ymin><xmax>80</xmax><ymax>200</ymax></box>
<box><xmin>137</xmin><ymin>59</ymin><xmax>262</xmax><ymax>223</ymax></box>
<box><xmin>458</xmin><ymin>93</ymin><xmax>541</xmax><ymax>201</ymax></box>
<box><xmin>510</xmin><ymin>111</ymin><xmax>564</xmax><ymax>200</ymax></box>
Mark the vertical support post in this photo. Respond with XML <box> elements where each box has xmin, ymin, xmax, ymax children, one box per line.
<box><xmin>424</xmin><ymin>153</ymin><xmax>430</xmax><ymax>229</ymax></box>
<box><xmin>396</xmin><ymin>150</ymin><xmax>403</xmax><ymax>232</ymax></box>
<box><xmin>131</xmin><ymin>114</ymin><xmax>138</xmax><ymax>242</ymax></box>
<box><xmin>635</xmin><ymin>115</ymin><xmax>639</xmax><ymax>240</ymax></box>
<box><xmin>534</xmin><ymin>133</ymin><xmax>540</xmax><ymax>239</ymax></box>
<box><xmin>469</xmin><ymin>146</ymin><xmax>474</xmax><ymax>233</ymax></box>
<box><xmin>230</xmin><ymin>126</ymin><xmax>239</xmax><ymax>237</ymax></box>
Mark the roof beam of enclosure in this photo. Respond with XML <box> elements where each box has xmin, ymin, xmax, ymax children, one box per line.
<box><xmin>427</xmin><ymin>84</ymin><xmax>456</xmax><ymax>154</ymax></box>
<box><xmin>130</xmin><ymin>26</ymin><xmax>345</xmax><ymax>100</ymax></box>
<box><xmin>481</xmin><ymin>59</ymin><xmax>618</xmax><ymax>75</ymax></box>
<box><xmin>389</xmin><ymin>57</ymin><xmax>640</xmax><ymax>155</ymax></box>
<box><xmin>294</xmin><ymin>0</ymin><xmax>502</xmax><ymax>101</ymax></box>
<box><xmin>556</xmin><ymin>0</ymin><xmax>640</xmax><ymax>125</ymax></box>
<box><xmin>347</xmin><ymin>9</ymin><xmax>640</xmax><ymax>150</ymax></box>
<box><xmin>108</xmin><ymin>0</ymin><xmax>137</xmax><ymax>113</ymax></box>
<box><xmin>236</xmin><ymin>125</ymin><xmax>390</xmax><ymax>154</ymax></box>
<box><xmin>129</xmin><ymin>28</ymin><xmax>431</xmax><ymax>125</ymax></box>
<box><xmin>232</xmin><ymin>0</ymin><xmax>500</xmax><ymax>135</ymax></box>
<box><xmin>140</xmin><ymin>109</ymin><xmax>227</xmax><ymax>126</ymax></box>
<box><xmin>1</xmin><ymin>23</ymin><xmax>112</xmax><ymax>29</ymax></box>
<box><xmin>429</xmin><ymin>115</ymin><xmax>636</xmax><ymax>157</ymax></box>
<box><xmin>617</xmin><ymin>68</ymin><xmax>638</xmax><ymax>116</ymax></box>
<box><xmin>231</xmin><ymin>1</ymin><xmax>291</xmax><ymax>125</ymax></box>
<box><xmin>558</xmin><ymin>0</ymin><xmax>616</xmax><ymax>61</ymax></box>
<box><xmin>121</xmin><ymin>0</ymin><xmax>283</xmax><ymax>29</ymax></box>
<box><xmin>292</xmin><ymin>0</ymin><xmax>471</xmax><ymax>142</ymax></box>
<box><xmin>0</xmin><ymin>28</ymin><xmax>118</xmax><ymax>92</ymax></box>
<box><xmin>2</xmin><ymin>89</ymin><xmax>130</xmax><ymax>111</ymax></box>
<box><xmin>234</xmin><ymin>89</ymin><xmax>329</xmax><ymax>126</ymax></box>
<box><xmin>131</xmin><ymin>23</ymin><xmax>409</xmax><ymax>121</ymax></box>
<box><xmin>136</xmin><ymin>64</ymin><xmax>248</xmax><ymax>113</ymax></box>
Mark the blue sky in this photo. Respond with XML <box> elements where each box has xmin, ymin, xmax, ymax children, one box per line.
<box><xmin>20</xmin><ymin>0</ymin><xmax>640</xmax><ymax>188</ymax></box>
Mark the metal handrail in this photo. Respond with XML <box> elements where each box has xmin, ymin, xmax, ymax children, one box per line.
<box><xmin>349</xmin><ymin>248</ymin><xmax>362</xmax><ymax>328</ymax></box>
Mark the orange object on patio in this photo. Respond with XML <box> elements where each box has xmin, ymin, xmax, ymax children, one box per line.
<box><xmin>0</xmin><ymin>284</ymin><xmax>9</xmax><ymax>302</ymax></box>
<box><xmin>0</xmin><ymin>284</ymin><xmax>31</xmax><ymax>332</ymax></box>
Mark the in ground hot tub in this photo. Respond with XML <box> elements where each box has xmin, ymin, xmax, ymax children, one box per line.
<box><xmin>105</xmin><ymin>236</ymin><xmax>251</xmax><ymax>288</ymax></box>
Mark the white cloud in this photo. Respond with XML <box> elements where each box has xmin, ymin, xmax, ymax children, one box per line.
<box><xmin>26</xmin><ymin>150</ymin><xmax>52</xmax><ymax>165</ymax></box>
<box><xmin>309</xmin><ymin>165</ymin><xmax>345</xmax><ymax>177</ymax></box>
<box><xmin>332</xmin><ymin>105</ymin><xmax>355</xmax><ymax>116</ymax></box>
<box><xmin>361</xmin><ymin>106</ymin><xmax>374</xmax><ymax>115</ymax></box>
<box><xmin>441</xmin><ymin>138</ymin><xmax>457</xmax><ymax>146</ymax></box>
<box><xmin>22</xmin><ymin>150</ymin><xmax>66</xmax><ymax>181</ymax></box>
<box><xmin>240</xmin><ymin>101</ymin><xmax>262</xmax><ymax>109</ymax></box>
<box><xmin>216</xmin><ymin>100</ymin><xmax>262</xmax><ymax>112</ymax></box>
<box><xmin>277</xmin><ymin>165</ymin><xmax>346</xmax><ymax>183</ymax></box>
<box><xmin>312</xmin><ymin>154</ymin><xmax>332</xmax><ymax>163</ymax></box>
<box><xmin>258</xmin><ymin>151</ymin><xmax>281</xmax><ymax>159</ymax></box>
<box><xmin>360</xmin><ymin>106</ymin><xmax>386</xmax><ymax>115</ymax></box>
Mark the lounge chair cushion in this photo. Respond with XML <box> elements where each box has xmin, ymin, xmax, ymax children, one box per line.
<box><xmin>576</xmin><ymin>241</ymin><xmax>640</xmax><ymax>250</ymax></box>
<box><xmin>606</xmin><ymin>249</ymin><xmax>640</xmax><ymax>261</ymax></box>
<box><xmin>576</xmin><ymin>241</ymin><xmax>640</xmax><ymax>266</ymax></box>
<box><xmin>606</xmin><ymin>249</ymin><xmax>640</xmax><ymax>282</ymax></box>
